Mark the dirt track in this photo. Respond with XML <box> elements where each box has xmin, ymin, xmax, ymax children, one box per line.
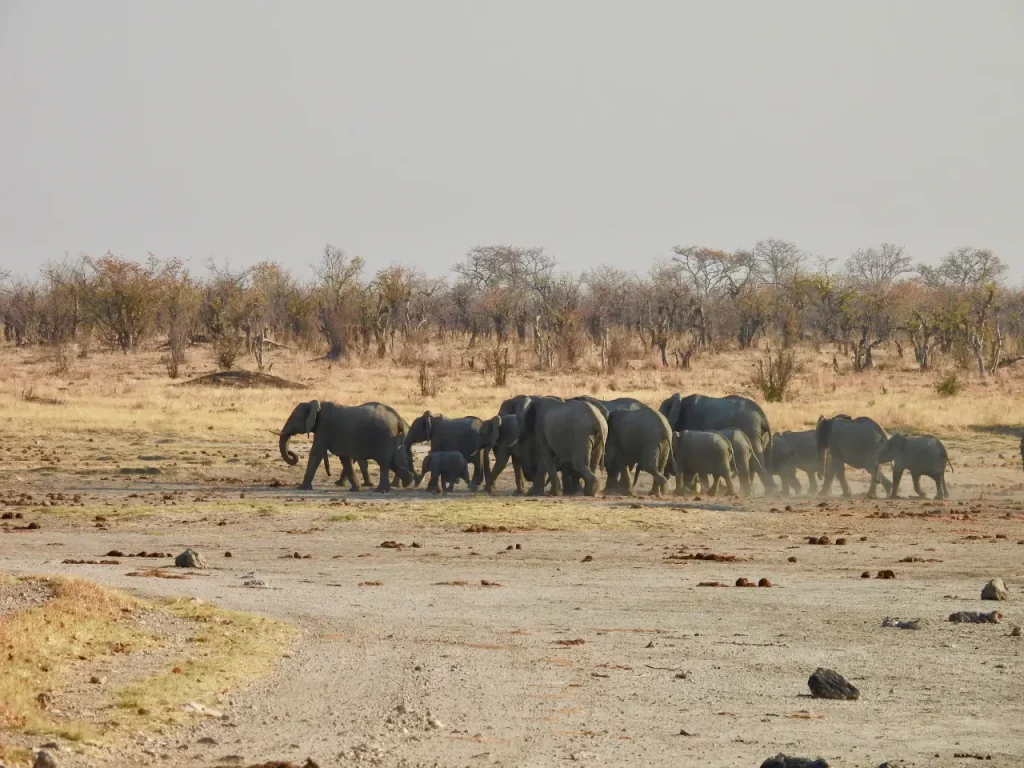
<box><xmin>3</xmin><ymin>437</ymin><xmax>1024</xmax><ymax>767</ymax></box>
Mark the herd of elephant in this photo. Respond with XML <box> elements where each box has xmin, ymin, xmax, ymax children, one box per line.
<box><xmin>277</xmin><ymin>393</ymin><xmax>956</xmax><ymax>501</ymax></box>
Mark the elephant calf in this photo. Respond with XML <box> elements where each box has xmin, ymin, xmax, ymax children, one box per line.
<box><xmin>716</xmin><ymin>427</ymin><xmax>765</xmax><ymax>496</ymax></box>
<box><xmin>877</xmin><ymin>434</ymin><xmax>952</xmax><ymax>500</ymax></box>
<box><xmin>672</xmin><ymin>430</ymin><xmax>737</xmax><ymax>497</ymax></box>
<box><xmin>771</xmin><ymin>430</ymin><xmax>822</xmax><ymax>496</ymax></box>
<box><xmin>417</xmin><ymin>452</ymin><xmax>471</xmax><ymax>494</ymax></box>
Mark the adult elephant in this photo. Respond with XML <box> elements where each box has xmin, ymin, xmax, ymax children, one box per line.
<box><xmin>770</xmin><ymin>430</ymin><xmax>821</xmax><ymax>495</ymax></box>
<box><xmin>569</xmin><ymin>395</ymin><xmax>645</xmax><ymax>417</ymax></box>
<box><xmin>497</xmin><ymin>395</ymin><xmax>583</xmax><ymax>494</ymax></box>
<box><xmin>604</xmin><ymin>404</ymin><xmax>673</xmax><ymax>496</ymax></box>
<box><xmin>341</xmin><ymin>403</ymin><xmax>413</xmax><ymax>489</ymax></box>
<box><xmin>404</xmin><ymin>411</ymin><xmax>501</xmax><ymax>491</ymax></box>
<box><xmin>815</xmin><ymin>414</ymin><xmax>892</xmax><ymax>498</ymax></box>
<box><xmin>519</xmin><ymin>397</ymin><xmax>607</xmax><ymax>496</ymax></box>
<box><xmin>659</xmin><ymin>393</ymin><xmax>775</xmax><ymax>492</ymax></box>
<box><xmin>278</xmin><ymin>400</ymin><xmax>413</xmax><ymax>492</ymax></box>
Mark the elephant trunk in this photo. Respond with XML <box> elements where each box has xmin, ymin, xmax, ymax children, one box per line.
<box><xmin>279</xmin><ymin>432</ymin><xmax>299</xmax><ymax>466</ymax></box>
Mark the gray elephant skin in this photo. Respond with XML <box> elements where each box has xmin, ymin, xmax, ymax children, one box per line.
<box><xmin>520</xmin><ymin>397</ymin><xmax>608</xmax><ymax>496</ymax></box>
<box><xmin>484</xmin><ymin>414</ymin><xmax>523</xmax><ymax>493</ymax></box>
<box><xmin>877</xmin><ymin>433</ymin><xmax>952</xmax><ymax>500</ymax></box>
<box><xmin>279</xmin><ymin>400</ymin><xmax>413</xmax><ymax>492</ymax></box>
<box><xmin>405</xmin><ymin>411</ymin><xmax>501</xmax><ymax>491</ymax></box>
<box><xmin>659</xmin><ymin>393</ymin><xmax>775</xmax><ymax>492</ymax></box>
<box><xmin>339</xmin><ymin>402</ymin><xmax>413</xmax><ymax>489</ymax></box>
<box><xmin>417</xmin><ymin>451</ymin><xmax>471</xmax><ymax>493</ymax></box>
<box><xmin>604</xmin><ymin>404</ymin><xmax>674</xmax><ymax>496</ymax></box>
<box><xmin>498</xmin><ymin>395</ymin><xmax>585</xmax><ymax>494</ymax></box>
<box><xmin>815</xmin><ymin>414</ymin><xmax>892</xmax><ymax>498</ymax></box>
<box><xmin>716</xmin><ymin>427</ymin><xmax>764</xmax><ymax>496</ymax></box>
<box><xmin>771</xmin><ymin>430</ymin><xmax>821</xmax><ymax>495</ymax></box>
<box><xmin>672</xmin><ymin>430</ymin><xmax>737</xmax><ymax>496</ymax></box>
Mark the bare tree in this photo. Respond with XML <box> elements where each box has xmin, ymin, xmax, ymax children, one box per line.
<box><xmin>313</xmin><ymin>245</ymin><xmax>365</xmax><ymax>360</ymax></box>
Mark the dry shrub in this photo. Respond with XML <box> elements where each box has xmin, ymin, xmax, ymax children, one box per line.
<box><xmin>554</xmin><ymin>323</ymin><xmax>589</xmax><ymax>370</ymax></box>
<box><xmin>751</xmin><ymin>348</ymin><xmax>801</xmax><ymax>403</ymax></box>
<box><xmin>213</xmin><ymin>335</ymin><xmax>244</xmax><ymax>371</ymax></box>
<box><xmin>418</xmin><ymin>361</ymin><xmax>439</xmax><ymax>397</ymax></box>
<box><xmin>53</xmin><ymin>343</ymin><xmax>74</xmax><ymax>376</ymax></box>
<box><xmin>492</xmin><ymin>347</ymin><xmax>509</xmax><ymax>387</ymax></box>
<box><xmin>935</xmin><ymin>373</ymin><xmax>964</xmax><ymax>397</ymax></box>
<box><xmin>604</xmin><ymin>328</ymin><xmax>633</xmax><ymax>373</ymax></box>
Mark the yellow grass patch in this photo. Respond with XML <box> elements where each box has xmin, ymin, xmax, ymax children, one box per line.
<box><xmin>0</xmin><ymin>573</ymin><xmax>294</xmax><ymax>756</ymax></box>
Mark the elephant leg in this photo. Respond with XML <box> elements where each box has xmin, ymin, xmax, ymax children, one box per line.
<box><xmin>674</xmin><ymin>468</ymin><xmax>686</xmax><ymax>496</ymax></box>
<box><xmin>632</xmin><ymin>464</ymin><xmax>642</xmax><ymax>490</ymax></box>
<box><xmin>819</xmin><ymin>459</ymin><xmax>836</xmax><ymax>497</ymax></box>
<box><xmin>511</xmin><ymin>454</ymin><xmax>525</xmax><ymax>494</ymax></box>
<box><xmin>706</xmin><ymin>475</ymin><xmax>719</xmax><ymax>497</ymax></box>
<box><xmin>602</xmin><ymin>465</ymin><xmax>620</xmax><ymax>495</ymax></box>
<box><xmin>722</xmin><ymin>472</ymin><xmax>737</xmax><ymax>496</ymax></box>
<box><xmin>359</xmin><ymin>459</ymin><xmax>373</xmax><ymax>487</ymax></box>
<box><xmin>432</xmin><ymin>473</ymin><xmax>443</xmax><ymax>493</ymax></box>
<box><xmin>618</xmin><ymin>464</ymin><xmax>634</xmax><ymax>496</ymax></box>
<box><xmin>736</xmin><ymin>462</ymin><xmax>751</xmax><ymax>496</ymax></box>
<box><xmin>937</xmin><ymin>475</ymin><xmax>948</xmax><ymax>500</ymax></box>
<box><xmin>481</xmin><ymin>450</ymin><xmax>492</xmax><ymax>490</ymax></box>
<box><xmin>836</xmin><ymin>463</ymin><xmax>853</xmax><ymax>498</ymax></box>
<box><xmin>299</xmin><ymin>439</ymin><xmax>329</xmax><ymax>490</ymax></box>
<box><xmin>912</xmin><ymin>473</ymin><xmax>926</xmax><ymax>498</ymax></box>
<box><xmin>649</xmin><ymin>468</ymin><xmax>667</xmax><ymax>497</ymax></box>
<box><xmin>468</xmin><ymin>450</ymin><xmax>484</xmax><ymax>489</ymax></box>
<box><xmin>340</xmin><ymin>458</ymin><xmax>361</xmax><ymax>490</ymax></box>
<box><xmin>890</xmin><ymin>466</ymin><xmax>903</xmax><ymax>498</ymax></box>
<box><xmin>373</xmin><ymin>455</ymin><xmax>392</xmax><ymax>492</ymax></box>
<box><xmin>876</xmin><ymin>470</ymin><xmax>892</xmax><ymax>494</ymax></box>
<box><xmin>803</xmin><ymin>471</ymin><xmax>816</xmax><ymax>495</ymax></box>
<box><xmin>539</xmin><ymin>448</ymin><xmax>561</xmax><ymax>496</ymax></box>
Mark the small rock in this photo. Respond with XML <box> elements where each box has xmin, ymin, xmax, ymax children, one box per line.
<box><xmin>881</xmin><ymin>617</ymin><xmax>920</xmax><ymax>630</ymax></box>
<box><xmin>835</xmin><ymin>538</ymin><xmax>847</xmax><ymax>545</ymax></box>
<box><xmin>581</xmin><ymin>555</ymin><xmax>594</xmax><ymax>563</ymax></box>
<box><xmin>949</xmin><ymin>610</ymin><xmax>1001</xmax><ymax>624</ymax></box>
<box><xmin>1009</xmin><ymin>625</ymin><xmax>1022</xmax><ymax>637</ymax></box>
<box><xmin>89</xmin><ymin>675</ymin><xmax>106</xmax><ymax>685</ymax></box>
<box><xmin>760</xmin><ymin>755</ymin><xmax>829</xmax><ymax>768</ymax></box>
<box><xmin>33</xmin><ymin>752</ymin><xmax>59</xmax><ymax>768</ymax></box>
<box><xmin>196</xmin><ymin>736</ymin><xmax>217</xmax><ymax>745</ymax></box>
<box><xmin>981</xmin><ymin>578</ymin><xmax>1009</xmax><ymax>601</ymax></box>
<box><xmin>224</xmin><ymin>552</ymin><xmax>232</xmax><ymax>558</ymax></box>
<box><xmin>427</xmin><ymin>717</ymin><xmax>443</xmax><ymax>729</ymax></box>
<box><xmin>807</xmin><ymin>668</ymin><xmax>859</xmax><ymax>700</ymax></box>
<box><xmin>758</xmin><ymin>578</ymin><xmax>772</xmax><ymax>588</ymax></box>
<box><xmin>861</xmin><ymin>571</ymin><xmax>871</xmax><ymax>579</ymax></box>
<box><xmin>242</xmin><ymin>579</ymin><xmax>269</xmax><ymax>589</ymax></box>
<box><xmin>174</xmin><ymin>549</ymin><xmax>208</xmax><ymax>569</ymax></box>
<box><xmin>876</xmin><ymin>570</ymin><xmax>896</xmax><ymax>580</ymax></box>
<box><xmin>735</xmin><ymin>577</ymin><xmax>753</xmax><ymax>587</ymax></box>
<box><xmin>787</xmin><ymin>556</ymin><xmax>797</xmax><ymax>563</ymax></box>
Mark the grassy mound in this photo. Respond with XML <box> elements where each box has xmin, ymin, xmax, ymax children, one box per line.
<box><xmin>0</xmin><ymin>573</ymin><xmax>295</xmax><ymax>765</ymax></box>
<box><xmin>180</xmin><ymin>370</ymin><xmax>305</xmax><ymax>390</ymax></box>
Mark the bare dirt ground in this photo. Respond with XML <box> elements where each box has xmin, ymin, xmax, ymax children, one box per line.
<box><xmin>3</xmin><ymin>344</ymin><xmax>1024</xmax><ymax>767</ymax></box>
<box><xmin>3</xmin><ymin>430</ymin><xmax>1024</xmax><ymax>768</ymax></box>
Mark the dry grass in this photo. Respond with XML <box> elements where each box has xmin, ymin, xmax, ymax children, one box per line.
<box><xmin>114</xmin><ymin>597</ymin><xmax>295</xmax><ymax>728</ymax></box>
<box><xmin>0</xmin><ymin>572</ymin><xmax>294</xmax><ymax>758</ymax></box>
<box><xmin>1</xmin><ymin>341</ymin><xmax>1023</xmax><ymax>456</ymax></box>
<box><xmin>0</xmin><ymin>575</ymin><xmax>151</xmax><ymax>742</ymax></box>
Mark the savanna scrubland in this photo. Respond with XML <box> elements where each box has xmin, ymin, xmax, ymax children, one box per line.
<box><xmin>2</xmin><ymin>242</ymin><xmax>1024</xmax><ymax>767</ymax></box>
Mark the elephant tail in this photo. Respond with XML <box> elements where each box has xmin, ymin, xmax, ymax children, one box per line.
<box><xmin>945</xmin><ymin>453</ymin><xmax>954</xmax><ymax>473</ymax></box>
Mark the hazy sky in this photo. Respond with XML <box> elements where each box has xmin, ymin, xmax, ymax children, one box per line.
<box><xmin>1</xmin><ymin>1</ymin><xmax>1022</xmax><ymax>281</ymax></box>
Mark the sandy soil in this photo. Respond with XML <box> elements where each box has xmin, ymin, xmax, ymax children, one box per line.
<box><xmin>3</xmin><ymin>434</ymin><xmax>1024</xmax><ymax>768</ymax></box>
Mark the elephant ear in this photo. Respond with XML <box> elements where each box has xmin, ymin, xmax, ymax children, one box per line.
<box><xmin>304</xmin><ymin>400</ymin><xmax>321</xmax><ymax>434</ymax></box>
<box><xmin>522</xmin><ymin>402</ymin><xmax>538</xmax><ymax>438</ymax></box>
<box><xmin>815</xmin><ymin>417</ymin><xmax>832</xmax><ymax>450</ymax></box>
<box><xmin>666</xmin><ymin>393</ymin><xmax>684</xmax><ymax>430</ymax></box>
<box><xmin>485</xmin><ymin>415</ymin><xmax>501</xmax><ymax>448</ymax></box>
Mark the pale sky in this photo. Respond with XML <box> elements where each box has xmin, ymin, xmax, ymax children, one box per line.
<box><xmin>1</xmin><ymin>1</ymin><xmax>1022</xmax><ymax>281</ymax></box>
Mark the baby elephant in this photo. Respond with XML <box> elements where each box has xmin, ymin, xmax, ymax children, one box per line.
<box><xmin>672</xmin><ymin>430</ymin><xmax>737</xmax><ymax>497</ymax></box>
<box><xmin>877</xmin><ymin>433</ymin><xmax>952</xmax><ymax>500</ymax></box>
<box><xmin>417</xmin><ymin>451</ymin><xmax>471</xmax><ymax>494</ymax></box>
